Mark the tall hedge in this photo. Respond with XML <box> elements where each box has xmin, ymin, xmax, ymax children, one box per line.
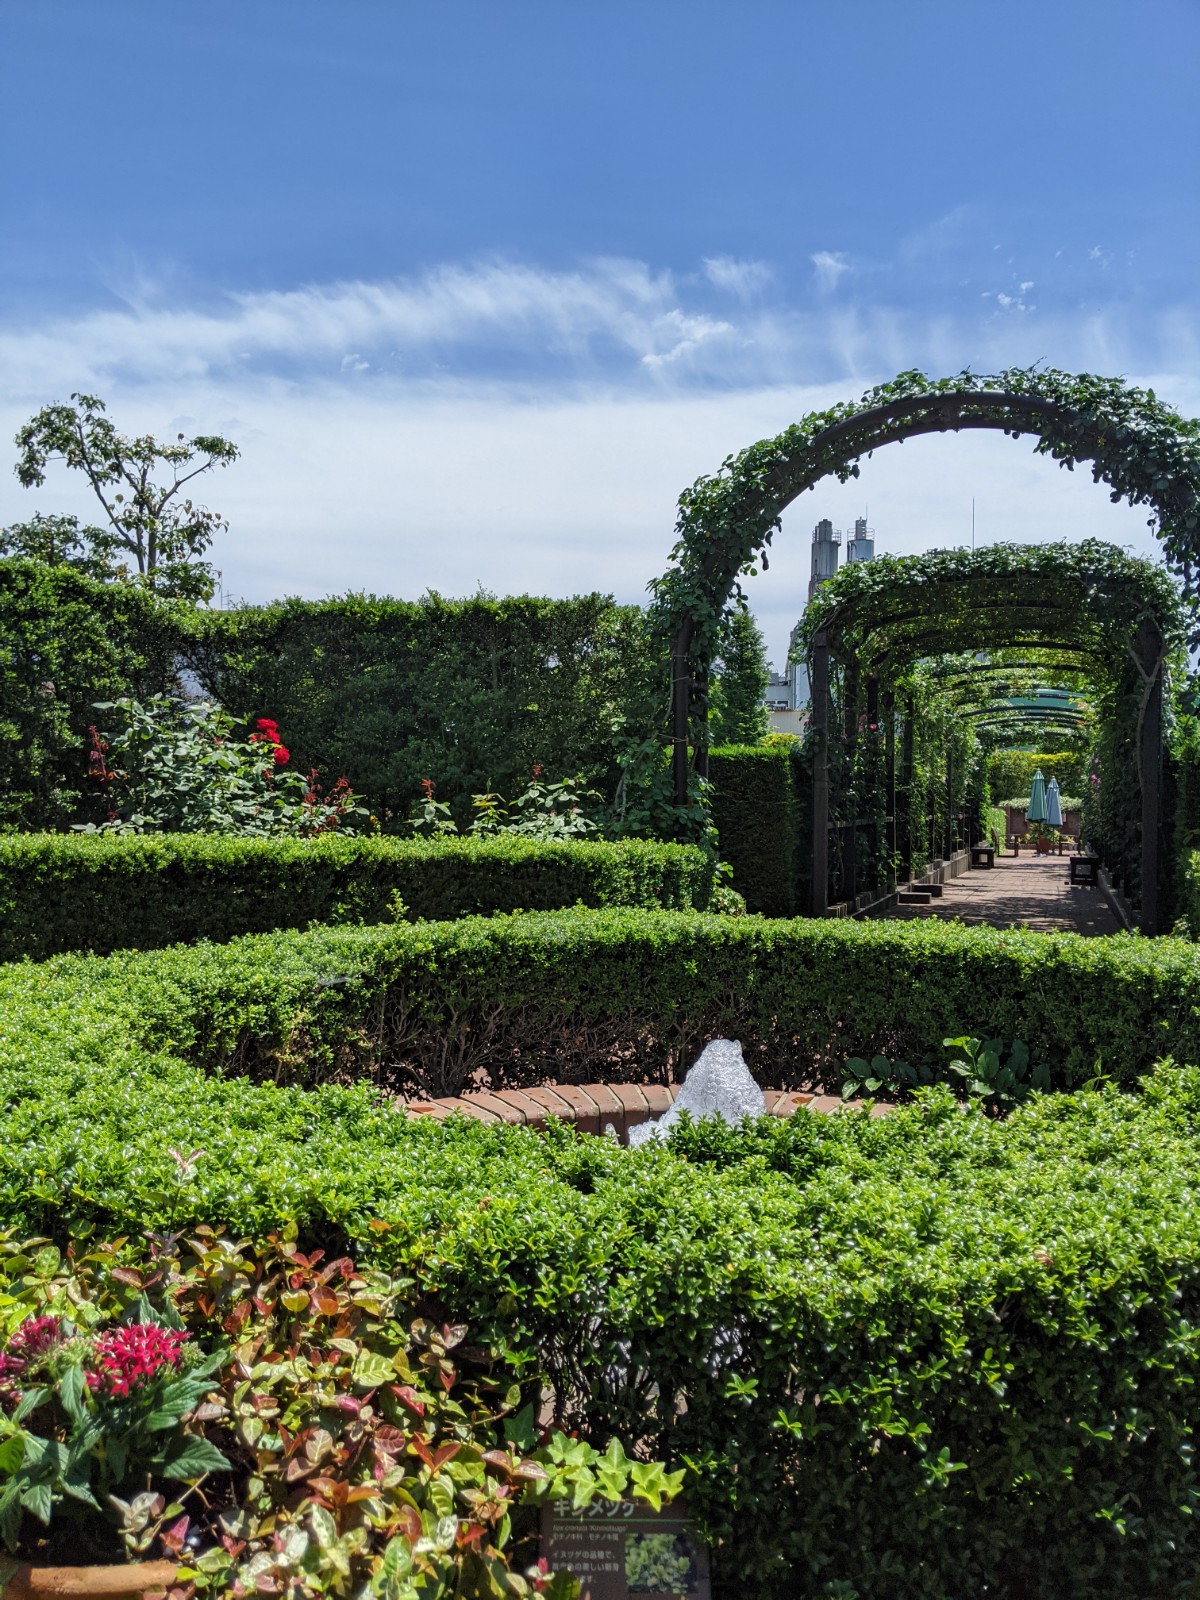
<box><xmin>185</xmin><ymin>591</ymin><xmax>658</xmax><ymax>826</ymax></box>
<box><xmin>0</xmin><ymin>833</ymin><xmax>714</xmax><ymax>960</ymax></box>
<box><xmin>6</xmin><ymin>921</ymin><xmax>1200</xmax><ymax>1593</ymax></box>
<box><xmin>987</xmin><ymin>748</ymin><xmax>1088</xmax><ymax>802</ymax></box>
<box><xmin>0</xmin><ymin>560</ymin><xmax>187</xmax><ymax>829</ymax></box>
<box><xmin>707</xmin><ymin>743</ymin><xmax>814</xmax><ymax>915</ymax></box>
<box><xmin>0</xmin><ymin>564</ymin><xmax>661</xmax><ymax>830</ymax></box>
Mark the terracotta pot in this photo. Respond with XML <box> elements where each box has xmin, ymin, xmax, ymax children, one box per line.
<box><xmin>0</xmin><ymin>1562</ymin><xmax>179</xmax><ymax>1600</ymax></box>
<box><xmin>1034</xmin><ymin>840</ymin><xmax>1051</xmax><ymax>854</ymax></box>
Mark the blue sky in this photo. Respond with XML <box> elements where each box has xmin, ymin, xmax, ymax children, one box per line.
<box><xmin>1</xmin><ymin>0</ymin><xmax>1197</xmax><ymax>661</ymax></box>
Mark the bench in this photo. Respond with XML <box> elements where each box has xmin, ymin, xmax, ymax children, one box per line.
<box><xmin>1069</xmin><ymin>854</ymin><xmax>1101</xmax><ymax>887</ymax></box>
<box><xmin>970</xmin><ymin>844</ymin><xmax>995</xmax><ymax>868</ymax></box>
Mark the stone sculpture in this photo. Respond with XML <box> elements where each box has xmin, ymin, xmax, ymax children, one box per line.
<box><xmin>626</xmin><ymin>1038</ymin><xmax>765</xmax><ymax>1146</ymax></box>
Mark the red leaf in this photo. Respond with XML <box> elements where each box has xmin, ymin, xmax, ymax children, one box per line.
<box><xmin>389</xmin><ymin>1384</ymin><xmax>426</xmax><ymax>1420</ymax></box>
<box><xmin>224</xmin><ymin>1299</ymin><xmax>251</xmax><ymax>1335</ymax></box>
<box><xmin>159</xmin><ymin>1514</ymin><xmax>190</xmax><ymax>1556</ymax></box>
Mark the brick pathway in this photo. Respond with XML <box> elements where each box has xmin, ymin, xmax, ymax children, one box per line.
<box><xmin>881</xmin><ymin>853</ymin><xmax>1123</xmax><ymax>936</ymax></box>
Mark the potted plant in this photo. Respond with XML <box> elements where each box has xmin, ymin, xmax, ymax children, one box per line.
<box><xmin>1025</xmin><ymin>821</ymin><xmax>1058</xmax><ymax>854</ymax></box>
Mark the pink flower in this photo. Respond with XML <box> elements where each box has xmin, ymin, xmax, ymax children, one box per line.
<box><xmin>87</xmin><ymin>1323</ymin><xmax>188</xmax><ymax>1399</ymax></box>
<box><xmin>8</xmin><ymin>1315</ymin><xmax>66</xmax><ymax>1362</ymax></box>
<box><xmin>0</xmin><ymin>1316</ymin><xmax>67</xmax><ymax>1406</ymax></box>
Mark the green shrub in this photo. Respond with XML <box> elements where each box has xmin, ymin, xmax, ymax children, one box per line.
<box><xmin>987</xmin><ymin>749</ymin><xmax>1088</xmax><ymax>802</ymax></box>
<box><xmin>0</xmin><ymin>1230</ymin><xmax>679</xmax><ymax>1583</ymax></box>
<box><xmin>0</xmin><ymin>834</ymin><xmax>714</xmax><ymax>960</ymax></box>
<box><xmin>0</xmin><ymin>560</ymin><xmax>187</xmax><ymax>830</ymax></box>
<box><xmin>708</xmin><ymin>744</ymin><xmax>811</xmax><ymax>915</ymax></box>
<box><xmin>5</xmin><ymin>937</ymin><xmax>1200</xmax><ymax>1594</ymax></box>
<box><xmin>7</xmin><ymin>908</ymin><xmax>1200</xmax><ymax>1097</ymax></box>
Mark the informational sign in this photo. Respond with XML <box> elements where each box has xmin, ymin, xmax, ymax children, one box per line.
<box><xmin>541</xmin><ymin>1498</ymin><xmax>711</xmax><ymax>1600</ymax></box>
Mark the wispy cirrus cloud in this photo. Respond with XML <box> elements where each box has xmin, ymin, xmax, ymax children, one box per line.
<box><xmin>811</xmin><ymin>250</ymin><xmax>851</xmax><ymax>292</ymax></box>
<box><xmin>1</xmin><ymin>251</ymin><xmax>1197</xmax><ymax>668</ymax></box>
<box><xmin>3</xmin><ymin>253</ymin><xmax>1196</xmax><ymax>406</ymax></box>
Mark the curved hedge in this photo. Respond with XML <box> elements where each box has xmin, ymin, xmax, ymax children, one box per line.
<box><xmin>8</xmin><ymin>907</ymin><xmax>1200</xmax><ymax>1097</ymax></box>
<box><xmin>5</xmin><ymin>920</ymin><xmax>1200</xmax><ymax>1594</ymax></box>
<box><xmin>0</xmin><ymin>833</ymin><xmax>714</xmax><ymax>959</ymax></box>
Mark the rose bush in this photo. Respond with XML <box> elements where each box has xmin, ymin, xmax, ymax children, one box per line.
<box><xmin>78</xmin><ymin>695</ymin><xmax>366</xmax><ymax>837</ymax></box>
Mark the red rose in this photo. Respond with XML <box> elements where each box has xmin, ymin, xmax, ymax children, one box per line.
<box><xmin>273</xmin><ymin>745</ymin><xmax>290</xmax><ymax>766</ymax></box>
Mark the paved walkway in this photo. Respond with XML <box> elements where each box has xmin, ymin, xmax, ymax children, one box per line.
<box><xmin>880</xmin><ymin>853</ymin><xmax>1124</xmax><ymax>936</ymax></box>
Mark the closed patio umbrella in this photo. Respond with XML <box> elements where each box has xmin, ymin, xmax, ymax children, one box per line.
<box><xmin>1027</xmin><ymin>767</ymin><xmax>1048</xmax><ymax>824</ymax></box>
<box><xmin>1045</xmin><ymin>776</ymin><xmax>1063</xmax><ymax>828</ymax></box>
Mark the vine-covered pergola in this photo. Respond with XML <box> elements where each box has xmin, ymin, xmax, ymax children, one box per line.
<box><xmin>797</xmin><ymin>542</ymin><xmax>1182</xmax><ymax>931</ymax></box>
<box><xmin>650</xmin><ymin>367</ymin><xmax>1200</xmax><ymax>930</ymax></box>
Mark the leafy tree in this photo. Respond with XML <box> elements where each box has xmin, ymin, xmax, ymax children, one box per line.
<box><xmin>0</xmin><ymin>512</ymin><xmax>125</xmax><ymax>581</ymax></box>
<box><xmin>709</xmin><ymin>605</ymin><xmax>769</xmax><ymax>745</ymax></box>
<box><xmin>13</xmin><ymin>393</ymin><xmax>239</xmax><ymax>603</ymax></box>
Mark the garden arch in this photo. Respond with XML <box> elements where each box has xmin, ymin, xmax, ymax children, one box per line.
<box><xmin>794</xmin><ymin>541</ymin><xmax>1182</xmax><ymax>930</ymax></box>
<box><xmin>652</xmin><ymin>367</ymin><xmax>1200</xmax><ymax>802</ymax></box>
<box><xmin>651</xmin><ymin>368</ymin><xmax>1200</xmax><ymax>929</ymax></box>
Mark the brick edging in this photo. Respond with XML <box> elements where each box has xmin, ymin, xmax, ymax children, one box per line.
<box><xmin>403</xmin><ymin>1084</ymin><xmax>889</xmax><ymax>1143</ymax></box>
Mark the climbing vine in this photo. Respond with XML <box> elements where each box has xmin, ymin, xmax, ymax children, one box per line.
<box><xmin>651</xmin><ymin>367</ymin><xmax>1200</xmax><ymax>772</ymax></box>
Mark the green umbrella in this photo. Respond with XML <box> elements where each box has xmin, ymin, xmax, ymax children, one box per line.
<box><xmin>1045</xmin><ymin>776</ymin><xmax>1063</xmax><ymax>828</ymax></box>
<box><xmin>1027</xmin><ymin>767</ymin><xmax>1048</xmax><ymax>824</ymax></box>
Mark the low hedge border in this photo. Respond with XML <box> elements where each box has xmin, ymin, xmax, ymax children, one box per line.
<box><xmin>0</xmin><ymin>833</ymin><xmax>715</xmax><ymax>960</ymax></box>
<box><xmin>49</xmin><ymin>907</ymin><xmax>1200</xmax><ymax>1098</ymax></box>
<box><xmin>5</xmin><ymin>922</ymin><xmax>1200</xmax><ymax>1593</ymax></box>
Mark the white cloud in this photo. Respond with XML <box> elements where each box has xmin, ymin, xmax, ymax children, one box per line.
<box><xmin>811</xmin><ymin>250</ymin><xmax>851</xmax><ymax>292</ymax></box>
<box><xmin>703</xmin><ymin>256</ymin><xmax>772</xmax><ymax>299</ymax></box>
<box><xmin>0</xmin><ymin>254</ymin><xmax>1197</xmax><ymax>669</ymax></box>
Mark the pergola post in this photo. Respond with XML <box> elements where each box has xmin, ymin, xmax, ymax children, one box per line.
<box><xmin>842</xmin><ymin>657</ymin><xmax>860</xmax><ymax>904</ymax></box>
<box><xmin>811</xmin><ymin>630</ymin><xmax>829</xmax><ymax>916</ymax></box>
<box><xmin>898</xmin><ymin>696</ymin><xmax>914</xmax><ymax>884</ymax></box>
<box><xmin>671</xmin><ymin>625</ymin><xmax>690</xmax><ymax>808</ymax></box>
<box><xmin>883</xmin><ymin>688</ymin><xmax>896</xmax><ymax>889</ymax></box>
<box><xmin>1135</xmin><ymin>616</ymin><xmax>1164</xmax><ymax>935</ymax></box>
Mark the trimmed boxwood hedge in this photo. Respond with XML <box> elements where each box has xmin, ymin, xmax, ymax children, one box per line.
<box><xmin>708</xmin><ymin>742</ymin><xmax>811</xmax><ymax>915</ymax></box>
<box><xmin>0</xmin><ymin>833</ymin><xmax>714</xmax><ymax>960</ymax></box>
<box><xmin>5</xmin><ymin>921</ymin><xmax>1200</xmax><ymax>1594</ymax></box>
<box><xmin>10</xmin><ymin>906</ymin><xmax>1200</xmax><ymax>1097</ymax></box>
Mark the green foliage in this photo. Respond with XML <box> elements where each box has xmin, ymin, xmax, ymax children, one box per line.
<box><xmin>841</xmin><ymin>1052</ymin><xmax>935</xmax><ymax>1100</ymax></box>
<box><xmin>79</xmin><ymin>696</ymin><xmax>365</xmax><ymax>839</ymax></box>
<box><xmin>0</xmin><ymin>834</ymin><xmax>714</xmax><ymax>960</ymax></box>
<box><xmin>0</xmin><ymin>560</ymin><xmax>188</xmax><ymax>830</ymax></box>
<box><xmin>988</xmin><ymin>749</ymin><xmax>1088</xmax><ymax>802</ymax></box>
<box><xmin>708</xmin><ymin>607</ymin><xmax>769</xmax><ymax>747</ymax></box>
<box><xmin>0</xmin><ymin>1233</ymin><xmax>677</xmax><ymax>1588</ymax></box>
<box><xmin>842</xmin><ymin>1036</ymin><xmax>1050</xmax><ymax>1110</ymax></box>
<box><xmin>9</xmin><ymin>952</ymin><xmax>1200</xmax><ymax>1592</ymax></box>
<box><xmin>943</xmin><ymin>1034</ymin><xmax>1051</xmax><ymax>1109</ymax></box>
<box><xmin>422</xmin><ymin>772</ymin><xmax>603</xmax><ymax>842</ymax></box>
<box><xmin>188</xmin><ymin>591</ymin><xmax>659</xmax><ymax>831</ymax></box>
<box><xmin>0</xmin><ymin>572</ymin><xmax>662</xmax><ymax>834</ymax></box>
<box><xmin>0</xmin><ymin>513</ymin><xmax>125</xmax><ymax>582</ymax></box>
<box><xmin>706</xmin><ymin>744</ymin><xmax>810</xmax><ymax>915</ymax></box>
<box><xmin>13</xmin><ymin>393</ymin><xmax>239</xmax><ymax>603</ymax></box>
<box><xmin>5</xmin><ymin>909</ymin><xmax>1200</xmax><ymax>1105</ymax></box>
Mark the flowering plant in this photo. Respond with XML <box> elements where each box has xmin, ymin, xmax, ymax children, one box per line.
<box><xmin>411</xmin><ymin>768</ymin><xmax>601</xmax><ymax>841</ymax></box>
<box><xmin>77</xmin><ymin>696</ymin><xmax>366</xmax><ymax>837</ymax></box>
<box><xmin>0</xmin><ymin>1231</ymin><xmax>683</xmax><ymax>1588</ymax></box>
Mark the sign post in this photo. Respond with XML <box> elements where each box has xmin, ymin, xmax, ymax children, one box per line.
<box><xmin>542</xmin><ymin>1500</ymin><xmax>711</xmax><ymax>1600</ymax></box>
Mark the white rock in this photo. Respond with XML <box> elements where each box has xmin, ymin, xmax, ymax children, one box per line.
<box><xmin>628</xmin><ymin>1039</ymin><xmax>765</xmax><ymax>1146</ymax></box>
